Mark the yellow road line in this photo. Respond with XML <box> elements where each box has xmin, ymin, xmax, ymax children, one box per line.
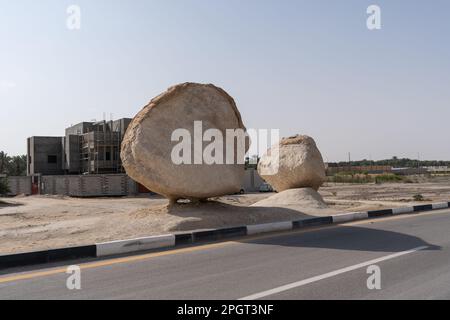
<box><xmin>0</xmin><ymin>208</ymin><xmax>448</xmax><ymax>284</ymax></box>
<box><xmin>0</xmin><ymin>226</ymin><xmax>332</xmax><ymax>284</ymax></box>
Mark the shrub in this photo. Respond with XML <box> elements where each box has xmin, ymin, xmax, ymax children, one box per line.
<box><xmin>328</xmin><ymin>173</ymin><xmax>405</xmax><ymax>184</ymax></box>
<box><xmin>374</xmin><ymin>174</ymin><xmax>403</xmax><ymax>184</ymax></box>
<box><xmin>328</xmin><ymin>173</ymin><xmax>373</xmax><ymax>184</ymax></box>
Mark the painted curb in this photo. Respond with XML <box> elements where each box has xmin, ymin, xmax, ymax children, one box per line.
<box><xmin>0</xmin><ymin>245</ymin><xmax>96</xmax><ymax>270</ymax></box>
<box><xmin>247</xmin><ymin>221</ymin><xmax>293</xmax><ymax>235</ymax></box>
<box><xmin>332</xmin><ymin>212</ymin><xmax>369</xmax><ymax>223</ymax></box>
<box><xmin>293</xmin><ymin>216</ymin><xmax>333</xmax><ymax>228</ymax></box>
<box><xmin>414</xmin><ymin>204</ymin><xmax>434</xmax><ymax>212</ymax></box>
<box><xmin>1</xmin><ymin>201</ymin><xmax>449</xmax><ymax>269</ymax></box>
<box><xmin>367</xmin><ymin>209</ymin><xmax>394</xmax><ymax>218</ymax></box>
<box><xmin>393</xmin><ymin>206</ymin><xmax>414</xmax><ymax>215</ymax></box>
<box><xmin>193</xmin><ymin>227</ymin><xmax>248</xmax><ymax>242</ymax></box>
<box><xmin>432</xmin><ymin>202</ymin><xmax>449</xmax><ymax>210</ymax></box>
<box><xmin>96</xmin><ymin>235</ymin><xmax>175</xmax><ymax>257</ymax></box>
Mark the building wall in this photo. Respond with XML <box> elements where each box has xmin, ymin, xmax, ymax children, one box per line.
<box><xmin>27</xmin><ymin>137</ymin><xmax>64</xmax><ymax>175</ymax></box>
<box><xmin>8</xmin><ymin>171</ymin><xmax>261</xmax><ymax>197</ymax></box>
<box><xmin>7</xmin><ymin>176</ymin><xmax>32</xmax><ymax>196</ymax></box>
<box><xmin>65</xmin><ymin>122</ymin><xmax>93</xmax><ymax>136</ymax></box>
<box><xmin>424</xmin><ymin>166</ymin><xmax>450</xmax><ymax>173</ymax></box>
<box><xmin>64</xmin><ymin>135</ymin><xmax>80</xmax><ymax>173</ymax></box>
<box><xmin>112</xmin><ymin>118</ymin><xmax>132</xmax><ymax>139</ymax></box>
<box><xmin>65</xmin><ymin>119</ymin><xmax>132</xmax><ymax>174</ymax></box>
<box><xmin>39</xmin><ymin>174</ymin><xmax>139</xmax><ymax>197</ymax></box>
<box><xmin>28</xmin><ymin>118</ymin><xmax>132</xmax><ymax>176</ymax></box>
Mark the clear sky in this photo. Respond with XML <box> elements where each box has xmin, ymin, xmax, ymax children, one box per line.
<box><xmin>1</xmin><ymin>0</ymin><xmax>449</xmax><ymax>162</ymax></box>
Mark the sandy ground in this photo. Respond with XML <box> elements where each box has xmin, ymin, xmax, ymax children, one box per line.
<box><xmin>1</xmin><ymin>175</ymin><xmax>449</xmax><ymax>254</ymax></box>
<box><xmin>322</xmin><ymin>175</ymin><xmax>450</xmax><ymax>203</ymax></box>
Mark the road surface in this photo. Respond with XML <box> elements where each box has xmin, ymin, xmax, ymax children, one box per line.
<box><xmin>1</xmin><ymin>209</ymin><xmax>449</xmax><ymax>299</ymax></box>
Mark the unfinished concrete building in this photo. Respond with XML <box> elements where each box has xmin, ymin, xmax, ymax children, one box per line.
<box><xmin>27</xmin><ymin>119</ymin><xmax>132</xmax><ymax>176</ymax></box>
<box><xmin>23</xmin><ymin>118</ymin><xmax>264</xmax><ymax>197</ymax></box>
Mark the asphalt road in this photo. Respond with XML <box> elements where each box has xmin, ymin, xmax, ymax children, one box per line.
<box><xmin>1</xmin><ymin>209</ymin><xmax>450</xmax><ymax>300</ymax></box>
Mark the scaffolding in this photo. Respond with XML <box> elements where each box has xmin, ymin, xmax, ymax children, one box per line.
<box><xmin>79</xmin><ymin>120</ymin><xmax>124</xmax><ymax>174</ymax></box>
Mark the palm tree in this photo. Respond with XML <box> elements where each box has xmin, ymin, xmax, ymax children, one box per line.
<box><xmin>9</xmin><ymin>155</ymin><xmax>27</xmax><ymax>176</ymax></box>
<box><xmin>0</xmin><ymin>151</ymin><xmax>11</xmax><ymax>174</ymax></box>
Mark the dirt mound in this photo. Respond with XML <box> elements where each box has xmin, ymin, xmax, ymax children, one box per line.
<box><xmin>130</xmin><ymin>200</ymin><xmax>311</xmax><ymax>232</ymax></box>
<box><xmin>251</xmin><ymin>188</ymin><xmax>328</xmax><ymax>210</ymax></box>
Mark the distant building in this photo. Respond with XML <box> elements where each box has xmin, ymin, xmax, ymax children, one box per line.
<box><xmin>325</xmin><ymin>165</ymin><xmax>392</xmax><ymax>176</ymax></box>
<box><xmin>27</xmin><ymin>119</ymin><xmax>132</xmax><ymax>176</ymax></box>
<box><xmin>391</xmin><ymin>167</ymin><xmax>428</xmax><ymax>175</ymax></box>
<box><xmin>423</xmin><ymin>166</ymin><xmax>449</xmax><ymax>173</ymax></box>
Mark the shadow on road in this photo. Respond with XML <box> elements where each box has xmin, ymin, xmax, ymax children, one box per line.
<box><xmin>246</xmin><ymin>224</ymin><xmax>441</xmax><ymax>253</ymax></box>
<box><xmin>166</xmin><ymin>201</ymin><xmax>440</xmax><ymax>254</ymax></box>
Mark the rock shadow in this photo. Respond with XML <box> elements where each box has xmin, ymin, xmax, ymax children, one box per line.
<box><xmin>247</xmin><ymin>224</ymin><xmax>440</xmax><ymax>253</ymax></box>
<box><xmin>165</xmin><ymin>200</ymin><xmax>317</xmax><ymax>232</ymax></box>
<box><xmin>167</xmin><ymin>200</ymin><xmax>439</xmax><ymax>253</ymax></box>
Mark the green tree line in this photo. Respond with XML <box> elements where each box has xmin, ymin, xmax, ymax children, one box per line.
<box><xmin>0</xmin><ymin>151</ymin><xmax>27</xmax><ymax>176</ymax></box>
<box><xmin>327</xmin><ymin>157</ymin><xmax>450</xmax><ymax>168</ymax></box>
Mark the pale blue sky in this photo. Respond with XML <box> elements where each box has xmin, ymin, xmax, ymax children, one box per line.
<box><xmin>1</xmin><ymin>0</ymin><xmax>449</xmax><ymax>161</ymax></box>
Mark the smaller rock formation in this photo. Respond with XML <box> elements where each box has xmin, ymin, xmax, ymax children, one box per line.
<box><xmin>257</xmin><ymin>135</ymin><xmax>326</xmax><ymax>192</ymax></box>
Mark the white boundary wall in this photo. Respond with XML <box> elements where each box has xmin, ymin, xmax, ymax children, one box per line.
<box><xmin>39</xmin><ymin>174</ymin><xmax>139</xmax><ymax>197</ymax></box>
<box><xmin>6</xmin><ymin>176</ymin><xmax>32</xmax><ymax>196</ymax></box>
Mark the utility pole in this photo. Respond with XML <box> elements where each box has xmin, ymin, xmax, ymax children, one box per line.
<box><xmin>348</xmin><ymin>152</ymin><xmax>351</xmax><ymax>171</ymax></box>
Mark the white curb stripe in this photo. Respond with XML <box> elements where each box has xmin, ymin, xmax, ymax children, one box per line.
<box><xmin>353</xmin><ymin>211</ymin><xmax>369</xmax><ymax>220</ymax></box>
<box><xmin>432</xmin><ymin>202</ymin><xmax>449</xmax><ymax>210</ymax></box>
<box><xmin>392</xmin><ymin>206</ymin><xmax>415</xmax><ymax>215</ymax></box>
<box><xmin>96</xmin><ymin>235</ymin><xmax>175</xmax><ymax>257</ymax></box>
<box><xmin>332</xmin><ymin>213</ymin><xmax>355</xmax><ymax>223</ymax></box>
<box><xmin>247</xmin><ymin>221</ymin><xmax>293</xmax><ymax>235</ymax></box>
<box><xmin>332</xmin><ymin>212</ymin><xmax>368</xmax><ymax>223</ymax></box>
<box><xmin>239</xmin><ymin>246</ymin><xmax>428</xmax><ymax>300</ymax></box>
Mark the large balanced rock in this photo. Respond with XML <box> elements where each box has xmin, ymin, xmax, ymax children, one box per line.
<box><xmin>257</xmin><ymin>135</ymin><xmax>326</xmax><ymax>192</ymax></box>
<box><xmin>121</xmin><ymin>83</ymin><xmax>249</xmax><ymax>203</ymax></box>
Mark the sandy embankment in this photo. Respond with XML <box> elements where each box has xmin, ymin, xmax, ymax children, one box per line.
<box><xmin>1</xmin><ymin>177</ymin><xmax>450</xmax><ymax>254</ymax></box>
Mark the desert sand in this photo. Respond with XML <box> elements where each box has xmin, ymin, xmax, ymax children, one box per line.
<box><xmin>1</xmin><ymin>176</ymin><xmax>450</xmax><ymax>254</ymax></box>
